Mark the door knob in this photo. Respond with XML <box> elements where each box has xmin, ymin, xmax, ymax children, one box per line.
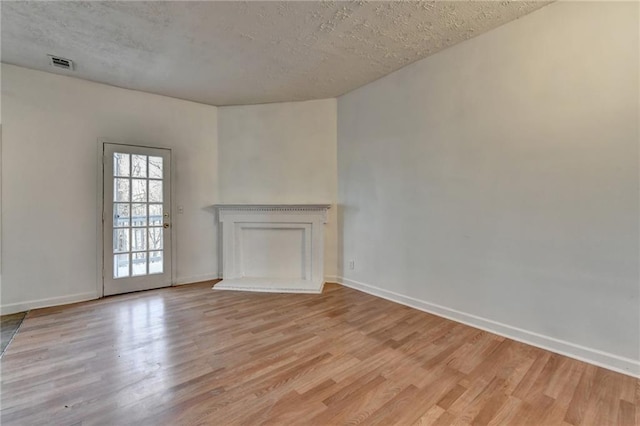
<box><xmin>163</xmin><ymin>223</ymin><xmax>170</xmax><ymax>229</ymax></box>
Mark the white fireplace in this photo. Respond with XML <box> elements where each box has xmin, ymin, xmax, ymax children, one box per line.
<box><xmin>213</xmin><ymin>204</ymin><xmax>331</xmax><ymax>293</ymax></box>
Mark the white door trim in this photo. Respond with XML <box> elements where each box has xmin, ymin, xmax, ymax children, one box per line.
<box><xmin>96</xmin><ymin>138</ymin><xmax>177</xmax><ymax>298</ymax></box>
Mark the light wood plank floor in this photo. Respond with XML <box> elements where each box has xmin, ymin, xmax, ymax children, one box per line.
<box><xmin>1</xmin><ymin>282</ymin><xmax>637</xmax><ymax>425</ymax></box>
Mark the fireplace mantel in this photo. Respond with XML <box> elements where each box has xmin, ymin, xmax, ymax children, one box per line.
<box><xmin>215</xmin><ymin>204</ymin><xmax>331</xmax><ymax>223</ymax></box>
<box><xmin>214</xmin><ymin>204</ymin><xmax>331</xmax><ymax>293</ymax></box>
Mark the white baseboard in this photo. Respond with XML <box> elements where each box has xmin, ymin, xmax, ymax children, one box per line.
<box><xmin>175</xmin><ymin>273</ymin><xmax>221</xmax><ymax>285</ymax></box>
<box><xmin>337</xmin><ymin>276</ymin><xmax>640</xmax><ymax>379</ymax></box>
<box><xmin>324</xmin><ymin>275</ymin><xmax>338</xmax><ymax>283</ymax></box>
<box><xmin>0</xmin><ymin>292</ymin><xmax>98</xmax><ymax>315</ymax></box>
<box><xmin>0</xmin><ymin>274</ymin><xmax>222</xmax><ymax>315</ymax></box>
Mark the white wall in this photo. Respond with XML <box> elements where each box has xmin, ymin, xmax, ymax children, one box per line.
<box><xmin>1</xmin><ymin>64</ymin><xmax>219</xmax><ymax>313</ymax></box>
<box><xmin>218</xmin><ymin>100</ymin><xmax>338</xmax><ymax>278</ymax></box>
<box><xmin>337</xmin><ymin>2</ymin><xmax>639</xmax><ymax>376</ymax></box>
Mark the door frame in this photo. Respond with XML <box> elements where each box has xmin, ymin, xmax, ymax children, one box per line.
<box><xmin>95</xmin><ymin>138</ymin><xmax>177</xmax><ymax>298</ymax></box>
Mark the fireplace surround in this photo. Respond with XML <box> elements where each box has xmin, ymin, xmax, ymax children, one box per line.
<box><xmin>213</xmin><ymin>204</ymin><xmax>331</xmax><ymax>293</ymax></box>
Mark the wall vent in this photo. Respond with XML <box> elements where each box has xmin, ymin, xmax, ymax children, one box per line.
<box><xmin>48</xmin><ymin>55</ymin><xmax>74</xmax><ymax>70</ymax></box>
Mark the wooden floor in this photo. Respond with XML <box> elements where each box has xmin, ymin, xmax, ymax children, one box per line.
<box><xmin>1</xmin><ymin>282</ymin><xmax>637</xmax><ymax>425</ymax></box>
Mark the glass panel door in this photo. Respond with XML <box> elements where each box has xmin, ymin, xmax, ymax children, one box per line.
<box><xmin>103</xmin><ymin>143</ymin><xmax>171</xmax><ymax>296</ymax></box>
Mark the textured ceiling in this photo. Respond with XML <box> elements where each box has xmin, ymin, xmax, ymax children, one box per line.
<box><xmin>2</xmin><ymin>1</ymin><xmax>550</xmax><ymax>106</ymax></box>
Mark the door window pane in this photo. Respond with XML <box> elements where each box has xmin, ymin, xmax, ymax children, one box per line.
<box><xmin>114</xmin><ymin>254</ymin><xmax>130</xmax><ymax>278</ymax></box>
<box><xmin>149</xmin><ymin>180</ymin><xmax>162</xmax><ymax>202</ymax></box>
<box><xmin>132</xmin><ymin>252</ymin><xmax>147</xmax><ymax>276</ymax></box>
<box><xmin>149</xmin><ymin>227</ymin><xmax>163</xmax><ymax>250</ymax></box>
<box><xmin>113</xmin><ymin>228</ymin><xmax>130</xmax><ymax>253</ymax></box>
<box><xmin>131</xmin><ymin>228</ymin><xmax>147</xmax><ymax>251</ymax></box>
<box><xmin>149</xmin><ymin>204</ymin><xmax>163</xmax><ymax>226</ymax></box>
<box><xmin>149</xmin><ymin>251</ymin><xmax>163</xmax><ymax>274</ymax></box>
<box><xmin>148</xmin><ymin>156</ymin><xmax>163</xmax><ymax>179</ymax></box>
<box><xmin>131</xmin><ymin>179</ymin><xmax>147</xmax><ymax>203</ymax></box>
<box><xmin>114</xmin><ymin>203</ymin><xmax>130</xmax><ymax>227</ymax></box>
<box><xmin>132</xmin><ymin>155</ymin><xmax>147</xmax><ymax>178</ymax></box>
<box><xmin>114</xmin><ymin>178</ymin><xmax>130</xmax><ymax>202</ymax></box>
<box><xmin>131</xmin><ymin>204</ymin><xmax>147</xmax><ymax>227</ymax></box>
<box><xmin>114</xmin><ymin>153</ymin><xmax>130</xmax><ymax>177</ymax></box>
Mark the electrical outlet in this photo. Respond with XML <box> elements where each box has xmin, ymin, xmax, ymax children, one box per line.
<box><xmin>349</xmin><ymin>260</ymin><xmax>355</xmax><ymax>270</ymax></box>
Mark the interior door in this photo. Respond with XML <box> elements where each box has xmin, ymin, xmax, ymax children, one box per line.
<box><xmin>103</xmin><ymin>143</ymin><xmax>172</xmax><ymax>296</ymax></box>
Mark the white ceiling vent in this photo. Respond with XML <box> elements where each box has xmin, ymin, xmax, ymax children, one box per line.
<box><xmin>48</xmin><ymin>55</ymin><xmax>74</xmax><ymax>70</ymax></box>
